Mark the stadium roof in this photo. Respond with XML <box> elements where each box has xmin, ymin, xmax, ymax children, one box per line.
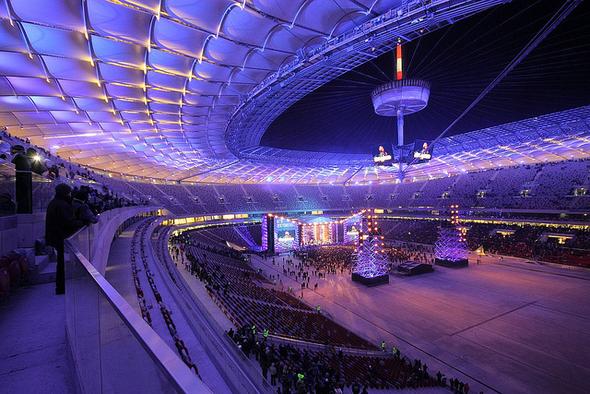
<box><xmin>0</xmin><ymin>0</ymin><xmax>510</xmax><ymax>178</ymax></box>
<box><xmin>0</xmin><ymin>0</ymin><xmax>587</xmax><ymax>184</ymax></box>
<box><xmin>96</xmin><ymin>105</ymin><xmax>588</xmax><ymax>185</ymax></box>
<box><xmin>185</xmin><ymin>105</ymin><xmax>590</xmax><ymax>184</ymax></box>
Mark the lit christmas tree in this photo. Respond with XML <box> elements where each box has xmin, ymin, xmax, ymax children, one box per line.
<box><xmin>352</xmin><ymin>212</ymin><xmax>390</xmax><ymax>286</ymax></box>
<box><xmin>435</xmin><ymin>205</ymin><xmax>469</xmax><ymax>267</ymax></box>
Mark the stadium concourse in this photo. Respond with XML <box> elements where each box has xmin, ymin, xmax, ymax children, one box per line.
<box><xmin>1</xmin><ymin>0</ymin><xmax>590</xmax><ymax>394</ymax></box>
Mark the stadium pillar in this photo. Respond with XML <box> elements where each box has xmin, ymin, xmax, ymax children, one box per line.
<box><xmin>12</xmin><ymin>153</ymin><xmax>33</xmax><ymax>214</ymax></box>
<box><xmin>396</xmin><ymin>108</ymin><xmax>404</xmax><ymax>147</ymax></box>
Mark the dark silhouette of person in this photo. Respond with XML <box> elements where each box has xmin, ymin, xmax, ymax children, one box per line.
<box><xmin>0</xmin><ymin>192</ymin><xmax>16</xmax><ymax>215</ymax></box>
<box><xmin>11</xmin><ymin>145</ymin><xmax>32</xmax><ymax>214</ymax></box>
<box><xmin>45</xmin><ymin>184</ymin><xmax>83</xmax><ymax>294</ymax></box>
<box><xmin>72</xmin><ymin>189</ymin><xmax>98</xmax><ymax>225</ymax></box>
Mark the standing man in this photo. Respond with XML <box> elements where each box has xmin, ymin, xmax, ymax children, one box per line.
<box><xmin>72</xmin><ymin>189</ymin><xmax>98</xmax><ymax>225</ymax></box>
<box><xmin>45</xmin><ymin>184</ymin><xmax>83</xmax><ymax>294</ymax></box>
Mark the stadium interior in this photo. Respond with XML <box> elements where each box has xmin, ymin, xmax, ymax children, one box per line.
<box><xmin>0</xmin><ymin>1</ymin><xmax>589</xmax><ymax>393</ymax></box>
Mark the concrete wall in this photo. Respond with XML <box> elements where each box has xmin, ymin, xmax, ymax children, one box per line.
<box><xmin>67</xmin><ymin>206</ymin><xmax>162</xmax><ymax>274</ymax></box>
<box><xmin>0</xmin><ymin>214</ymin><xmax>17</xmax><ymax>256</ymax></box>
<box><xmin>0</xmin><ymin>212</ymin><xmax>45</xmax><ymax>256</ymax></box>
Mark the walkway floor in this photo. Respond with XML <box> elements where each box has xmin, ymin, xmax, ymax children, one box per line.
<box><xmin>0</xmin><ymin>283</ymin><xmax>76</xmax><ymax>394</ymax></box>
<box><xmin>105</xmin><ymin>221</ymin><xmax>235</xmax><ymax>393</ymax></box>
<box><xmin>104</xmin><ymin>221</ymin><xmax>142</xmax><ymax>314</ymax></box>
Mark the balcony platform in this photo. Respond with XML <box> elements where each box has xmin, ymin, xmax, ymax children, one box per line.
<box><xmin>0</xmin><ymin>283</ymin><xmax>77</xmax><ymax>393</ymax></box>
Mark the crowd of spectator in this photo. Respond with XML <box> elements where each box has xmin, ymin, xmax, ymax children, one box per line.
<box><xmin>1</xmin><ymin>129</ymin><xmax>145</xmax><ymax>216</ymax></box>
<box><xmin>169</xmin><ymin>228</ymin><xmax>477</xmax><ymax>393</ymax></box>
<box><xmin>227</xmin><ymin>324</ymin><xmax>447</xmax><ymax>393</ymax></box>
<box><xmin>379</xmin><ymin>219</ymin><xmax>590</xmax><ymax>268</ymax></box>
<box><xmin>2</xmin><ymin>130</ymin><xmax>98</xmax><ymax>182</ymax></box>
<box><xmin>268</xmin><ymin>243</ymin><xmax>437</xmax><ymax>283</ymax></box>
<box><xmin>465</xmin><ymin>223</ymin><xmax>590</xmax><ymax>267</ymax></box>
<box><xmin>107</xmin><ymin>159</ymin><xmax>589</xmax><ymax>216</ymax></box>
<box><xmin>293</xmin><ymin>246</ymin><xmax>355</xmax><ymax>281</ymax></box>
<box><xmin>385</xmin><ymin>243</ymin><xmax>435</xmax><ymax>266</ymax></box>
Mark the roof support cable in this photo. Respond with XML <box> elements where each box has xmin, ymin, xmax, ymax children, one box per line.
<box><xmin>403</xmin><ymin>0</ymin><xmax>583</xmax><ymax>175</ymax></box>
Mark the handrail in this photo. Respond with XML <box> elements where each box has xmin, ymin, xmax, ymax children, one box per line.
<box><xmin>263</xmin><ymin>333</ymin><xmax>393</xmax><ymax>358</ymax></box>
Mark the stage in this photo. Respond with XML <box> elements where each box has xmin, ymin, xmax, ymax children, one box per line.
<box><xmin>249</xmin><ymin>253</ymin><xmax>590</xmax><ymax>394</ymax></box>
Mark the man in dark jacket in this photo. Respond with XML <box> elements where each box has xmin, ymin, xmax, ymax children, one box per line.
<box><xmin>0</xmin><ymin>192</ymin><xmax>16</xmax><ymax>215</ymax></box>
<box><xmin>45</xmin><ymin>184</ymin><xmax>83</xmax><ymax>294</ymax></box>
<box><xmin>72</xmin><ymin>189</ymin><xmax>98</xmax><ymax>225</ymax></box>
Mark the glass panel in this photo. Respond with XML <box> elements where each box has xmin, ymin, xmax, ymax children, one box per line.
<box><xmin>69</xmin><ymin>227</ymin><xmax>92</xmax><ymax>262</ymax></box>
<box><xmin>64</xmin><ymin>244</ymin><xmax>192</xmax><ymax>394</ymax></box>
<box><xmin>0</xmin><ymin>162</ymin><xmax>55</xmax><ymax>215</ymax></box>
<box><xmin>31</xmin><ymin>172</ymin><xmax>54</xmax><ymax>213</ymax></box>
<box><xmin>65</xmin><ymin>249</ymin><xmax>101</xmax><ymax>394</ymax></box>
<box><xmin>0</xmin><ymin>162</ymin><xmax>16</xmax><ymax>216</ymax></box>
<box><xmin>98</xmin><ymin>294</ymin><xmax>173</xmax><ymax>393</ymax></box>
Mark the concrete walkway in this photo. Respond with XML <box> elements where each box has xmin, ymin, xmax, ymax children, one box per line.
<box><xmin>0</xmin><ymin>283</ymin><xmax>77</xmax><ymax>394</ymax></box>
<box><xmin>105</xmin><ymin>220</ymin><xmax>235</xmax><ymax>393</ymax></box>
<box><xmin>104</xmin><ymin>221</ymin><xmax>143</xmax><ymax>313</ymax></box>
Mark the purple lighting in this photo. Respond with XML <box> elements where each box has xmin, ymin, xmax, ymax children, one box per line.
<box><xmin>353</xmin><ymin>236</ymin><xmax>389</xmax><ymax>279</ymax></box>
<box><xmin>352</xmin><ymin>213</ymin><xmax>389</xmax><ymax>286</ymax></box>
<box><xmin>435</xmin><ymin>205</ymin><xmax>469</xmax><ymax>267</ymax></box>
<box><xmin>261</xmin><ymin>215</ymin><xmax>269</xmax><ymax>252</ymax></box>
<box><xmin>435</xmin><ymin>227</ymin><xmax>469</xmax><ymax>262</ymax></box>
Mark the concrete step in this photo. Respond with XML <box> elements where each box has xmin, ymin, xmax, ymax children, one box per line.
<box><xmin>32</xmin><ymin>262</ymin><xmax>56</xmax><ymax>285</ymax></box>
<box><xmin>34</xmin><ymin>254</ymin><xmax>50</xmax><ymax>274</ymax></box>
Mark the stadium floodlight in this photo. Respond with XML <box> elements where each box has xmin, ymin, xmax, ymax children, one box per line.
<box><xmin>371</xmin><ymin>42</ymin><xmax>430</xmax><ymax>148</ymax></box>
